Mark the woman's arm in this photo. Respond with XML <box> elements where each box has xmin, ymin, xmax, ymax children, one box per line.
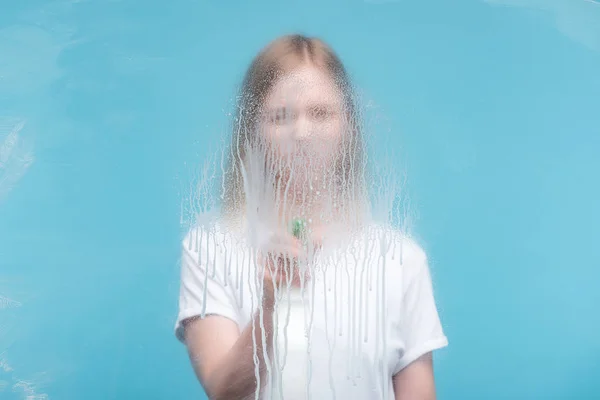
<box><xmin>184</xmin><ymin>291</ymin><xmax>277</xmax><ymax>400</ymax></box>
<box><xmin>180</xmin><ymin>227</ymin><xmax>303</xmax><ymax>399</ymax></box>
<box><xmin>392</xmin><ymin>352</ymin><xmax>436</xmax><ymax>400</ymax></box>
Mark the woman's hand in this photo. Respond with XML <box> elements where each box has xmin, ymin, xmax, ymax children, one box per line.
<box><xmin>258</xmin><ymin>230</ymin><xmax>305</xmax><ymax>302</ymax></box>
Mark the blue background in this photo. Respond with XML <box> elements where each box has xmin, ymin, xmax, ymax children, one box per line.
<box><xmin>1</xmin><ymin>0</ymin><xmax>599</xmax><ymax>399</ymax></box>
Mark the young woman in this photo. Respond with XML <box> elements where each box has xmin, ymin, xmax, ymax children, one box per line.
<box><xmin>175</xmin><ymin>34</ymin><xmax>448</xmax><ymax>400</ymax></box>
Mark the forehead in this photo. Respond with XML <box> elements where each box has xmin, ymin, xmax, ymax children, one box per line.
<box><xmin>265</xmin><ymin>66</ymin><xmax>342</xmax><ymax>107</ymax></box>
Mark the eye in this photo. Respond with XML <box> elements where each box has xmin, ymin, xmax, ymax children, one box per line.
<box><xmin>309</xmin><ymin>106</ymin><xmax>332</xmax><ymax>122</ymax></box>
<box><xmin>268</xmin><ymin>107</ymin><xmax>294</xmax><ymax>125</ymax></box>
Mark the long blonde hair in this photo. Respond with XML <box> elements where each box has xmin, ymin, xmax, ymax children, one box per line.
<box><xmin>221</xmin><ymin>34</ymin><xmax>367</xmax><ymax>226</ymax></box>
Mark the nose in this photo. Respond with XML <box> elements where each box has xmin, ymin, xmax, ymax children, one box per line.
<box><xmin>292</xmin><ymin>114</ymin><xmax>312</xmax><ymax>141</ymax></box>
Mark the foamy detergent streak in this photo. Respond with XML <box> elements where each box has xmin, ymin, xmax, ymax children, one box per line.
<box><xmin>271</xmin><ymin>218</ymin><xmax>309</xmax><ymax>399</ymax></box>
<box><xmin>273</xmin><ymin>286</ymin><xmax>309</xmax><ymax>400</ymax></box>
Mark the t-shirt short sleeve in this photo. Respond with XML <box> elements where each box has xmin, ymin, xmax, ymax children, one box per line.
<box><xmin>392</xmin><ymin>244</ymin><xmax>448</xmax><ymax>374</ymax></box>
<box><xmin>174</xmin><ymin>227</ymin><xmax>240</xmax><ymax>342</ymax></box>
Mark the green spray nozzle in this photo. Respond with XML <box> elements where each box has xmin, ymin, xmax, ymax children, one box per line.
<box><xmin>291</xmin><ymin>218</ymin><xmax>308</xmax><ymax>241</ymax></box>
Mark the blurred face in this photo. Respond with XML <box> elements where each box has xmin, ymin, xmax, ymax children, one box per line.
<box><xmin>232</xmin><ymin>61</ymin><xmax>362</xmax><ymax>227</ymax></box>
<box><xmin>259</xmin><ymin>65</ymin><xmax>345</xmax><ymax>161</ymax></box>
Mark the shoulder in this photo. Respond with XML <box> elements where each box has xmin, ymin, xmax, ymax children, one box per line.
<box><xmin>179</xmin><ymin>221</ymin><xmax>246</xmax><ymax>289</ymax></box>
<box><xmin>364</xmin><ymin>224</ymin><xmax>429</xmax><ymax>282</ymax></box>
<box><xmin>181</xmin><ymin>220</ymin><xmax>241</xmax><ymax>262</ymax></box>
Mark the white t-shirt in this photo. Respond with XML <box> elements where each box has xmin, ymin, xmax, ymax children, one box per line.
<box><xmin>175</xmin><ymin>222</ymin><xmax>448</xmax><ymax>400</ymax></box>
